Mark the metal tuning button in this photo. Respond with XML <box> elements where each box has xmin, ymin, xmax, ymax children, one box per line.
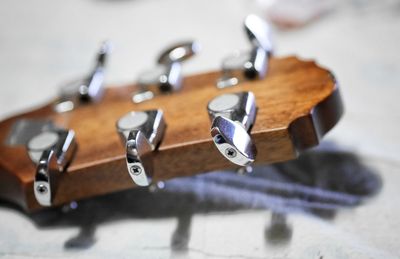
<box><xmin>55</xmin><ymin>41</ymin><xmax>112</xmax><ymax>113</ymax></box>
<box><xmin>26</xmin><ymin>129</ymin><xmax>76</xmax><ymax>206</ymax></box>
<box><xmin>116</xmin><ymin>110</ymin><xmax>166</xmax><ymax>186</ymax></box>
<box><xmin>217</xmin><ymin>14</ymin><xmax>273</xmax><ymax>88</ymax></box>
<box><xmin>207</xmin><ymin>91</ymin><xmax>257</xmax><ymax>166</ymax></box>
<box><xmin>78</xmin><ymin>41</ymin><xmax>111</xmax><ymax>102</ymax></box>
<box><xmin>133</xmin><ymin>41</ymin><xmax>200</xmax><ymax>103</ymax></box>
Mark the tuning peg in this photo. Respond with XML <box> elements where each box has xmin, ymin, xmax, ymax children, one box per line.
<box><xmin>116</xmin><ymin>110</ymin><xmax>166</xmax><ymax>186</ymax></box>
<box><xmin>217</xmin><ymin>15</ymin><xmax>273</xmax><ymax>88</ymax></box>
<box><xmin>26</xmin><ymin>129</ymin><xmax>77</xmax><ymax>206</ymax></box>
<box><xmin>133</xmin><ymin>41</ymin><xmax>200</xmax><ymax>103</ymax></box>
<box><xmin>55</xmin><ymin>41</ymin><xmax>112</xmax><ymax>113</ymax></box>
<box><xmin>78</xmin><ymin>41</ymin><xmax>111</xmax><ymax>102</ymax></box>
<box><xmin>207</xmin><ymin>92</ymin><xmax>257</xmax><ymax>166</ymax></box>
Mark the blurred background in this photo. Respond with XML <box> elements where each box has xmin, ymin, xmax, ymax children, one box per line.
<box><xmin>0</xmin><ymin>0</ymin><xmax>399</xmax><ymax>258</ymax></box>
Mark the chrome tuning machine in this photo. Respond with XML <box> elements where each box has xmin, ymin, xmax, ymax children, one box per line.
<box><xmin>116</xmin><ymin>110</ymin><xmax>166</xmax><ymax>186</ymax></box>
<box><xmin>207</xmin><ymin>91</ymin><xmax>257</xmax><ymax>166</ymax></box>
<box><xmin>55</xmin><ymin>41</ymin><xmax>112</xmax><ymax>113</ymax></box>
<box><xmin>133</xmin><ymin>41</ymin><xmax>200</xmax><ymax>103</ymax></box>
<box><xmin>217</xmin><ymin>14</ymin><xmax>273</xmax><ymax>88</ymax></box>
<box><xmin>26</xmin><ymin>129</ymin><xmax>77</xmax><ymax>206</ymax></box>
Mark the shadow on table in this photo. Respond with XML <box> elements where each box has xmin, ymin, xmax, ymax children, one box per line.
<box><xmin>0</xmin><ymin>144</ymin><xmax>382</xmax><ymax>254</ymax></box>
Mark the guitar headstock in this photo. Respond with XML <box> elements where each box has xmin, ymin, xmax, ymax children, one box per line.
<box><xmin>0</xmin><ymin>16</ymin><xmax>343</xmax><ymax>212</ymax></box>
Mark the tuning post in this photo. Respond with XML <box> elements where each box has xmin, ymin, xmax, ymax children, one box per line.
<box><xmin>54</xmin><ymin>41</ymin><xmax>112</xmax><ymax>113</ymax></box>
<box><xmin>149</xmin><ymin>181</ymin><xmax>166</xmax><ymax>193</ymax></box>
<box><xmin>207</xmin><ymin>91</ymin><xmax>257</xmax><ymax>166</ymax></box>
<box><xmin>236</xmin><ymin>165</ymin><xmax>254</xmax><ymax>176</ymax></box>
<box><xmin>27</xmin><ymin>129</ymin><xmax>77</xmax><ymax>206</ymax></box>
<box><xmin>217</xmin><ymin>14</ymin><xmax>273</xmax><ymax>88</ymax></box>
<box><xmin>132</xmin><ymin>41</ymin><xmax>200</xmax><ymax>103</ymax></box>
<box><xmin>116</xmin><ymin>110</ymin><xmax>166</xmax><ymax>186</ymax></box>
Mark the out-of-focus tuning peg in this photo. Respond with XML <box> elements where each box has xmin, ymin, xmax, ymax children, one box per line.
<box><xmin>55</xmin><ymin>41</ymin><xmax>112</xmax><ymax>113</ymax></box>
<box><xmin>132</xmin><ymin>41</ymin><xmax>200</xmax><ymax>103</ymax></box>
<box><xmin>217</xmin><ymin>14</ymin><xmax>273</xmax><ymax>88</ymax></box>
<box><xmin>26</xmin><ymin>129</ymin><xmax>77</xmax><ymax>206</ymax></box>
<box><xmin>116</xmin><ymin>110</ymin><xmax>166</xmax><ymax>186</ymax></box>
<box><xmin>207</xmin><ymin>92</ymin><xmax>257</xmax><ymax>166</ymax></box>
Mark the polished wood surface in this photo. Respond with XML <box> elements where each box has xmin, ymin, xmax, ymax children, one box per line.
<box><xmin>0</xmin><ymin>56</ymin><xmax>343</xmax><ymax>211</ymax></box>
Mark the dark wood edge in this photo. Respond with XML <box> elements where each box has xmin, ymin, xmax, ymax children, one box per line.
<box><xmin>289</xmin><ymin>72</ymin><xmax>344</xmax><ymax>151</ymax></box>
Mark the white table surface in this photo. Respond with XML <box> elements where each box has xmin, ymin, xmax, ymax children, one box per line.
<box><xmin>0</xmin><ymin>0</ymin><xmax>399</xmax><ymax>258</ymax></box>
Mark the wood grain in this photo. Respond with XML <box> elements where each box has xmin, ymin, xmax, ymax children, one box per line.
<box><xmin>0</xmin><ymin>56</ymin><xmax>343</xmax><ymax>211</ymax></box>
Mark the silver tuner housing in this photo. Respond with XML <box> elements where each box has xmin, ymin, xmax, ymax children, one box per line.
<box><xmin>116</xmin><ymin>110</ymin><xmax>166</xmax><ymax>186</ymax></box>
<box><xmin>133</xmin><ymin>41</ymin><xmax>200</xmax><ymax>103</ymax></box>
<box><xmin>26</xmin><ymin>129</ymin><xmax>77</xmax><ymax>206</ymax></box>
<box><xmin>55</xmin><ymin>41</ymin><xmax>112</xmax><ymax>113</ymax></box>
<box><xmin>217</xmin><ymin>14</ymin><xmax>273</xmax><ymax>88</ymax></box>
<box><xmin>207</xmin><ymin>92</ymin><xmax>257</xmax><ymax>166</ymax></box>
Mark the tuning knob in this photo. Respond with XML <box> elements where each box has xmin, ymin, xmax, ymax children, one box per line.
<box><xmin>133</xmin><ymin>41</ymin><xmax>200</xmax><ymax>103</ymax></box>
<box><xmin>55</xmin><ymin>41</ymin><xmax>112</xmax><ymax>112</ymax></box>
<box><xmin>27</xmin><ymin>129</ymin><xmax>77</xmax><ymax>206</ymax></box>
<box><xmin>79</xmin><ymin>41</ymin><xmax>111</xmax><ymax>102</ymax></box>
<box><xmin>116</xmin><ymin>110</ymin><xmax>166</xmax><ymax>186</ymax></box>
<box><xmin>217</xmin><ymin>14</ymin><xmax>273</xmax><ymax>88</ymax></box>
<box><xmin>207</xmin><ymin>92</ymin><xmax>257</xmax><ymax>166</ymax></box>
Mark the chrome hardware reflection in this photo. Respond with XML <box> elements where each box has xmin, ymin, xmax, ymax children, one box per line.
<box><xmin>157</xmin><ymin>41</ymin><xmax>199</xmax><ymax>64</ymax></box>
<box><xmin>207</xmin><ymin>92</ymin><xmax>257</xmax><ymax>166</ymax></box>
<box><xmin>54</xmin><ymin>41</ymin><xmax>112</xmax><ymax>112</ymax></box>
<box><xmin>245</xmin><ymin>14</ymin><xmax>273</xmax><ymax>53</ymax></box>
<box><xmin>217</xmin><ymin>14</ymin><xmax>273</xmax><ymax>88</ymax></box>
<box><xmin>116</xmin><ymin>110</ymin><xmax>166</xmax><ymax>186</ymax></box>
<box><xmin>27</xmin><ymin>129</ymin><xmax>77</xmax><ymax>206</ymax></box>
<box><xmin>133</xmin><ymin>41</ymin><xmax>200</xmax><ymax>103</ymax></box>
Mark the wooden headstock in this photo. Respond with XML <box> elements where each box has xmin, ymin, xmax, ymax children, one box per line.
<box><xmin>0</xmin><ymin>56</ymin><xmax>343</xmax><ymax>212</ymax></box>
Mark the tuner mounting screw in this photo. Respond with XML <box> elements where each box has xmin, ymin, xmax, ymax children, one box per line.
<box><xmin>36</xmin><ymin>184</ymin><xmax>48</xmax><ymax>195</ymax></box>
<box><xmin>214</xmin><ymin>134</ymin><xmax>224</xmax><ymax>144</ymax></box>
<box><xmin>225</xmin><ymin>148</ymin><xmax>237</xmax><ymax>158</ymax></box>
<box><xmin>130</xmin><ymin>165</ymin><xmax>142</xmax><ymax>175</ymax></box>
